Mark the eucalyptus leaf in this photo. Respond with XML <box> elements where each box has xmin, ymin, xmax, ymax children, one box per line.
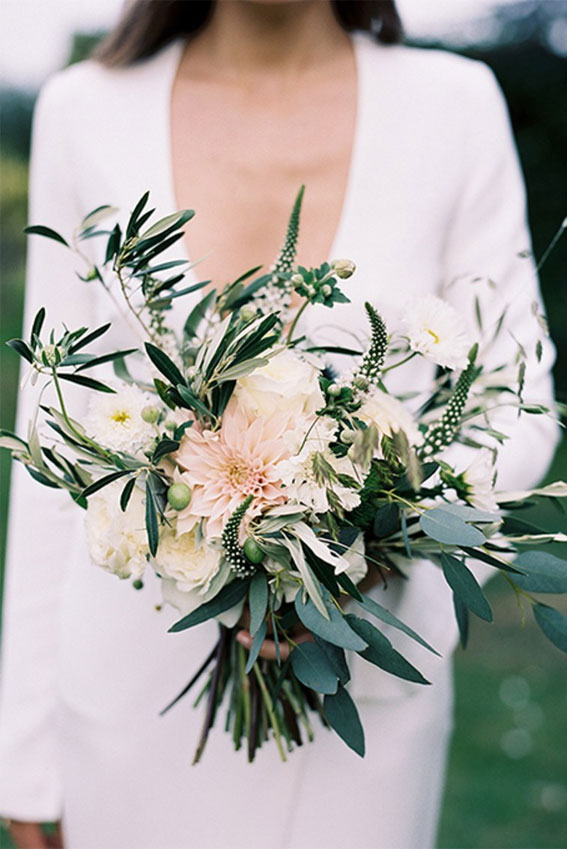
<box><xmin>533</xmin><ymin>604</ymin><xmax>567</xmax><ymax>653</ymax></box>
<box><xmin>245</xmin><ymin>621</ymin><xmax>268</xmax><ymax>674</ymax></box>
<box><xmin>313</xmin><ymin>636</ymin><xmax>350</xmax><ymax>685</ymax></box>
<box><xmin>324</xmin><ymin>685</ymin><xmax>365</xmax><ymax>756</ymax></box>
<box><xmin>453</xmin><ymin>593</ymin><xmax>469</xmax><ymax>648</ymax></box>
<box><xmin>357</xmin><ymin>595</ymin><xmax>440</xmax><ymax>655</ymax></box>
<box><xmin>169</xmin><ymin>580</ymin><xmax>249</xmax><ymax>632</ymax></box>
<box><xmin>441</xmin><ymin>553</ymin><xmax>493</xmax><ymax>622</ymax></box>
<box><xmin>346</xmin><ymin>615</ymin><xmax>430</xmax><ymax>685</ymax></box>
<box><xmin>511</xmin><ymin>551</ymin><xmax>567</xmax><ymax>594</ymax></box>
<box><xmin>420</xmin><ymin>508</ymin><xmax>485</xmax><ymax>547</ymax></box>
<box><xmin>295</xmin><ymin>590</ymin><xmax>367</xmax><ymax>651</ymax></box>
<box><xmin>289</xmin><ymin>642</ymin><xmax>339</xmax><ymax>695</ymax></box>
<box><xmin>249</xmin><ymin>572</ymin><xmax>268</xmax><ymax>637</ymax></box>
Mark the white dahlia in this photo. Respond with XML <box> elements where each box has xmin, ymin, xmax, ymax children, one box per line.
<box><xmin>85</xmin><ymin>383</ymin><xmax>157</xmax><ymax>454</ymax></box>
<box><xmin>402</xmin><ymin>294</ymin><xmax>470</xmax><ymax>370</ymax></box>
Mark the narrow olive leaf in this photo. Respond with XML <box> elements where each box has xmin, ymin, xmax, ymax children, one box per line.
<box><xmin>184</xmin><ymin>289</ymin><xmax>217</xmax><ymax>340</ymax></box>
<box><xmin>24</xmin><ymin>225</ymin><xmax>69</xmax><ymax>246</ymax></box>
<box><xmin>244</xmin><ymin>621</ymin><xmax>268</xmax><ymax>674</ymax></box>
<box><xmin>30</xmin><ymin>307</ymin><xmax>46</xmax><ymax>347</ymax></box>
<box><xmin>58</xmin><ymin>373</ymin><xmax>116</xmax><ymax>393</ymax></box>
<box><xmin>81</xmin><ymin>205</ymin><xmax>117</xmax><ymax>230</ymax></box>
<box><xmin>120</xmin><ymin>477</ymin><xmax>136</xmax><ymax>512</ymax></box>
<box><xmin>139</xmin><ymin>209</ymin><xmax>194</xmax><ymax>241</ymax></box>
<box><xmin>533</xmin><ymin>604</ymin><xmax>567</xmax><ymax>653</ymax></box>
<box><xmin>453</xmin><ymin>593</ymin><xmax>469</xmax><ymax>648</ymax></box>
<box><xmin>68</xmin><ymin>323</ymin><xmax>111</xmax><ymax>353</ymax></box>
<box><xmin>441</xmin><ymin>553</ymin><xmax>493</xmax><ymax>622</ymax></box>
<box><xmin>81</xmin><ymin>469</ymin><xmax>132</xmax><ymax>498</ymax></box>
<box><xmin>75</xmin><ymin>348</ymin><xmax>138</xmax><ymax>372</ymax></box>
<box><xmin>324</xmin><ymin>684</ymin><xmax>365</xmax><ymax>757</ymax></box>
<box><xmin>313</xmin><ymin>636</ymin><xmax>350</xmax><ymax>685</ymax></box>
<box><xmin>169</xmin><ymin>580</ymin><xmax>249</xmax><ymax>632</ymax></box>
<box><xmin>145</xmin><ymin>478</ymin><xmax>160</xmax><ymax>557</ymax></box>
<box><xmin>357</xmin><ymin>595</ymin><xmax>440</xmax><ymax>656</ymax></box>
<box><xmin>126</xmin><ymin>191</ymin><xmax>150</xmax><ymax>239</ymax></box>
<box><xmin>144</xmin><ymin>342</ymin><xmax>186</xmax><ymax>387</ymax></box>
<box><xmin>289</xmin><ymin>642</ymin><xmax>339</xmax><ymax>695</ymax></box>
<box><xmin>511</xmin><ymin>551</ymin><xmax>567</xmax><ymax>594</ymax></box>
<box><xmin>346</xmin><ymin>615</ymin><xmax>430</xmax><ymax>685</ymax></box>
<box><xmin>6</xmin><ymin>339</ymin><xmax>34</xmax><ymax>363</ymax></box>
<box><xmin>295</xmin><ymin>591</ymin><xmax>368</xmax><ymax>652</ymax></box>
<box><xmin>420</xmin><ymin>508</ymin><xmax>485</xmax><ymax>546</ymax></box>
<box><xmin>248</xmin><ymin>572</ymin><xmax>269</xmax><ymax>637</ymax></box>
<box><xmin>152</xmin><ymin>439</ymin><xmax>180</xmax><ymax>462</ymax></box>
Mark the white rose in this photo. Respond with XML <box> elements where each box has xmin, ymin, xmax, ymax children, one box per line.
<box><xmin>234</xmin><ymin>348</ymin><xmax>324</xmax><ymax>418</ymax></box>
<box><xmin>153</xmin><ymin>526</ymin><xmax>222</xmax><ymax>595</ymax></box>
<box><xmin>85</xmin><ymin>481</ymin><xmax>148</xmax><ymax>579</ymax></box>
<box><xmin>358</xmin><ymin>386</ymin><xmax>422</xmax><ymax>448</ymax></box>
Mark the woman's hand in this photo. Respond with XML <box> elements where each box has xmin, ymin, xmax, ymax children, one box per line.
<box><xmin>8</xmin><ymin>820</ymin><xmax>63</xmax><ymax>849</ymax></box>
<box><xmin>236</xmin><ymin>623</ymin><xmax>313</xmax><ymax>661</ymax></box>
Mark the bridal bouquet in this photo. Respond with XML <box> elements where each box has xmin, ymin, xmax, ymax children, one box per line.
<box><xmin>3</xmin><ymin>189</ymin><xmax>566</xmax><ymax>763</ymax></box>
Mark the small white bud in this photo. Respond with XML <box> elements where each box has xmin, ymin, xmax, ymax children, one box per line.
<box><xmin>327</xmin><ymin>383</ymin><xmax>341</xmax><ymax>397</ymax></box>
<box><xmin>332</xmin><ymin>258</ymin><xmax>356</xmax><ymax>279</ymax></box>
<box><xmin>322</xmin><ymin>284</ymin><xmax>332</xmax><ymax>298</ymax></box>
<box><xmin>291</xmin><ymin>273</ymin><xmax>304</xmax><ymax>286</ymax></box>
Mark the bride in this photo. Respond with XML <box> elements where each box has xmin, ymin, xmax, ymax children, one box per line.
<box><xmin>0</xmin><ymin>2</ymin><xmax>557</xmax><ymax>848</ymax></box>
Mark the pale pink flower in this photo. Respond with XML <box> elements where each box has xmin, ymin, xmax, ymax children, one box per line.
<box><xmin>174</xmin><ymin>402</ymin><xmax>293</xmax><ymax>538</ymax></box>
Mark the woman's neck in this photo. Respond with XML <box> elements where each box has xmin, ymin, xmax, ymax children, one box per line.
<box><xmin>185</xmin><ymin>1</ymin><xmax>350</xmax><ymax>81</ymax></box>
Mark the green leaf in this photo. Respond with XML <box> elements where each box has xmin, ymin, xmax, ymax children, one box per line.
<box><xmin>216</xmin><ymin>357</ymin><xmax>270</xmax><ymax>383</ymax></box>
<box><xmin>346</xmin><ymin>615</ymin><xmax>430</xmax><ymax>685</ymax></box>
<box><xmin>324</xmin><ymin>684</ymin><xmax>365</xmax><ymax>757</ymax></box>
<box><xmin>295</xmin><ymin>590</ymin><xmax>368</xmax><ymax>651</ymax></box>
<box><xmin>511</xmin><ymin>551</ymin><xmax>567</xmax><ymax>594</ymax></box>
<box><xmin>81</xmin><ymin>205</ymin><xmax>117</xmax><ymax>230</ymax></box>
<box><xmin>139</xmin><ymin>210</ymin><xmax>194</xmax><ymax>240</ymax></box>
<box><xmin>248</xmin><ymin>572</ymin><xmax>268</xmax><ymax>637</ymax></box>
<box><xmin>81</xmin><ymin>469</ymin><xmax>132</xmax><ymax>498</ymax></box>
<box><xmin>120</xmin><ymin>477</ymin><xmax>136</xmax><ymax>511</ymax></box>
<box><xmin>152</xmin><ymin>439</ymin><xmax>180</xmax><ymax>462</ymax></box>
<box><xmin>313</xmin><ymin>636</ymin><xmax>350</xmax><ymax>685</ymax></box>
<box><xmin>184</xmin><ymin>289</ymin><xmax>217</xmax><ymax>340</ymax></box>
<box><xmin>441</xmin><ymin>553</ymin><xmax>492</xmax><ymax>622</ymax></box>
<box><xmin>24</xmin><ymin>225</ymin><xmax>69</xmax><ymax>246</ymax></box>
<box><xmin>244</xmin><ymin>621</ymin><xmax>268</xmax><ymax>674</ymax></box>
<box><xmin>145</xmin><ymin>342</ymin><xmax>185</xmax><ymax>387</ymax></box>
<box><xmin>176</xmin><ymin>385</ymin><xmax>212</xmax><ymax>419</ymax></box>
<box><xmin>357</xmin><ymin>595</ymin><xmax>440</xmax><ymax>655</ymax></box>
<box><xmin>169</xmin><ymin>579</ymin><xmax>249</xmax><ymax>632</ymax></box>
<box><xmin>75</xmin><ymin>348</ymin><xmax>138</xmax><ymax>372</ymax></box>
<box><xmin>453</xmin><ymin>593</ymin><xmax>469</xmax><ymax>648</ymax></box>
<box><xmin>533</xmin><ymin>604</ymin><xmax>567</xmax><ymax>653</ymax></box>
<box><xmin>373</xmin><ymin>503</ymin><xmax>400</xmax><ymax>538</ymax></box>
<box><xmin>58</xmin><ymin>373</ymin><xmax>115</xmax><ymax>393</ymax></box>
<box><xmin>30</xmin><ymin>307</ymin><xmax>46</xmax><ymax>347</ymax></box>
<box><xmin>68</xmin><ymin>323</ymin><xmax>111</xmax><ymax>353</ymax></box>
<box><xmin>420</xmin><ymin>508</ymin><xmax>485</xmax><ymax>546</ymax></box>
<box><xmin>6</xmin><ymin>338</ymin><xmax>33</xmax><ymax>363</ymax></box>
<box><xmin>145</xmin><ymin>478</ymin><xmax>160</xmax><ymax>557</ymax></box>
<box><xmin>439</xmin><ymin>503</ymin><xmax>501</xmax><ymax>523</ymax></box>
<box><xmin>289</xmin><ymin>642</ymin><xmax>339</xmax><ymax>695</ymax></box>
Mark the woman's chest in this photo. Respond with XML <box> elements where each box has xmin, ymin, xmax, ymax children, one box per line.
<box><xmin>169</xmin><ymin>69</ymin><xmax>357</xmax><ymax>284</ymax></box>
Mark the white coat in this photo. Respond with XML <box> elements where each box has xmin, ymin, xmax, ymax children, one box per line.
<box><xmin>0</xmin><ymin>32</ymin><xmax>558</xmax><ymax>849</ymax></box>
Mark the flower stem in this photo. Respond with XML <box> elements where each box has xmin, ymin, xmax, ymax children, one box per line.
<box><xmin>253</xmin><ymin>663</ymin><xmax>287</xmax><ymax>763</ymax></box>
<box><xmin>286</xmin><ymin>298</ymin><xmax>309</xmax><ymax>344</ymax></box>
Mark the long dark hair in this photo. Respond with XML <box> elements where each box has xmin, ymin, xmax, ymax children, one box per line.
<box><xmin>94</xmin><ymin>1</ymin><xmax>403</xmax><ymax>67</ymax></box>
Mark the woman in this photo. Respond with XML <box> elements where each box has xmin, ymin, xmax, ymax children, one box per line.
<box><xmin>0</xmin><ymin>2</ymin><xmax>558</xmax><ymax>847</ymax></box>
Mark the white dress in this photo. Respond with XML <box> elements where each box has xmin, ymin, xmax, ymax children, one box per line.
<box><xmin>0</xmin><ymin>32</ymin><xmax>558</xmax><ymax>849</ymax></box>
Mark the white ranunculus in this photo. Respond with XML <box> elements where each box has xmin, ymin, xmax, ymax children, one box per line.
<box><xmin>358</xmin><ymin>386</ymin><xmax>422</xmax><ymax>447</ymax></box>
<box><xmin>85</xmin><ymin>481</ymin><xmax>148</xmax><ymax>579</ymax></box>
<box><xmin>462</xmin><ymin>449</ymin><xmax>499</xmax><ymax>512</ymax></box>
<box><xmin>234</xmin><ymin>348</ymin><xmax>324</xmax><ymax>418</ymax></box>
<box><xmin>402</xmin><ymin>294</ymin><xmax>470</xmax><ymax>370</ymax></box>
<box><xmin>85</xmin><ymin>382</ymin><xmax>158</xmax><ymax>454</ymax></box>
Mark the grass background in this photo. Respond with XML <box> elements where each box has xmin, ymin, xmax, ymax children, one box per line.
<box><xmin>1</xmin><ymin>6</ymin><xmax>566</xmax><ymax>847</ymax></box>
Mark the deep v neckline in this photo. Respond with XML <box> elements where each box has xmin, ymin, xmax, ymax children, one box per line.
<box><xmin>159</xmin><ymin>32</ymin><xmax>367</xmax><ymax>291</ymax></box>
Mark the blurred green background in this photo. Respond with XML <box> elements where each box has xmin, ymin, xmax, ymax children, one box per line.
<box><xmin>0</xmin><ymin>4</ymin><xmax>566</xmax><ymax>847</ymax></box>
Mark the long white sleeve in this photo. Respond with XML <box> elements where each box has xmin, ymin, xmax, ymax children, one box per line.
<box><xmin>0</xmin><ymin>73</ymin><xmax>95</xmax><ymax>820</ymax></box>
<box><xmin>439</xmin><ymin>62</ymin><xmax>559</xmax><ymax>491</ymax></box>
<box><xmin>366</xmin><ymin>63</ymin><xmax>561</xmax><ymax>696</ymax></box>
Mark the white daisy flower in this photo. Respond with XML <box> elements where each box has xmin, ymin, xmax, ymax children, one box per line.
<box><xmin>402</xmin><ymin>294</ymin><xmax>470</xmax><ymax>369</ymax></box>
<box><xmin>85</xmin><ymin>383</ymin><xmax>157</xmax><ymax>454</ymax></box>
